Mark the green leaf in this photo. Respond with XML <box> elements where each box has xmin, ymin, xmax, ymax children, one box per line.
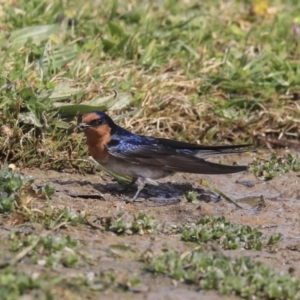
<box><xmin>39</xmin><ymin>43</ymin><xmax>78</xmax><ymax>75</ymax></box>
<box><xmin>140</xmin><ymin>40</ymin><xmax>156</xmax><ymax>64</ymax></box>
<box><xmin>18</xmin><ymin>112</ymin><xmax>43</xmax><ymax>127</ymax></box>
<box><xmin>19</xmin><ymin>87</ymin><xmax>37</xmax><ymax>102</ymax></box>
<box><xmin>53</xmin><ymin>104</ymin><xmax>107</xmax><ymax>117</ymax></box>
<box><xmin>52</xmin><ymin>92</ymin><xmax>132</xmax><ymax>116</ymax></box>
<box><xmin>109</xmin><ymin>0</ymin><xmax>119</xmax><ymax>20</ymax></box>
<box><xmin>9</xmin><ymin>24</ymin><xmax>60</xmax><ymax>48</ymax></box>
<box><xmin>102</xmin><ymin>39</ymin><xmax>115</xmax><ymax>52</ymax></box>
<box><xmin>108</xmin><ymin>22</ymin><xmax>125</xmax><ymax>37</ymax></box>
<box><xmin>85</xmin><ymin>92</ymin><xmax>132</xmax><ymax>110</ymax></box>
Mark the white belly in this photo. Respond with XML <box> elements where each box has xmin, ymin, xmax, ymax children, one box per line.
<box><xmin>101</xmin><ymin>157</ymin><xmax>172</xmax><ymax>180</ymax></box>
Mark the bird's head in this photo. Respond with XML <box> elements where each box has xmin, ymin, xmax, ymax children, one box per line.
<box><xmin>78</xmin><ymin>111</ymin><xmax>114</xmax><ymax>130</ymax></box>
<box><xmin>78</xmin><ymin>111</ymin><xmax>115</xmax><ymax>137</ymax></box>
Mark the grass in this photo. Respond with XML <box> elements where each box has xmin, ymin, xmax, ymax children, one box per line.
<box><xmin>1</xmin><ymin>0</ymin><xmax>300</xmax><ymax>299</ymax></box>
<box><xmin>0</xmin><ymin>0</ymin><xmax>300</xmax><ymax>169</ymax></box>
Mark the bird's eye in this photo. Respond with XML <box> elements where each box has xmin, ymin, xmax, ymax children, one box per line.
<box><xmin>91</xmin><ymin>118</ymin><xmax>104</xmax><ymax>127</ymax></box>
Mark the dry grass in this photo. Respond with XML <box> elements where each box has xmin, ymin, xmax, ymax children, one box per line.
<box><xmin>0</xmin><ymin>0</ymin><xmax>299</xmax><ymax>170</ymax></box>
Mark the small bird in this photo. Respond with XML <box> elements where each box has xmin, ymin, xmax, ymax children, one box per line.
<box><xmin>78</xmin><ymin>111</ymin><xmax>250</xmax><ymax>201</ymax></box>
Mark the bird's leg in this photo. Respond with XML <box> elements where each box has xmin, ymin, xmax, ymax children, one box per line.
<box><xmin>131</xmin><ymin>177</ymin><xmax>159</xmax><ymax>202</ymax></box>
<box><xmin>131</xmin><ymin>177</ymin><xmax>146</xmax><ymax>201</ymax></box>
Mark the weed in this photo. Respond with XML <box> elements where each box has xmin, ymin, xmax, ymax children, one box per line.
<box><xmin>0</xmin><ymin>269</ymin><xmax>93</xmax><ymax>299</ymax></box>
<box><xmin>29</xmin><ymin>206</ymin><xmax>86</xmax><ymax>229</ymax></box>
<box><xmin>0</xmin><ymin>270</ymin><xmax>52</xmax><ymax>300</ymax></box>
<box><xmin>180</xmin><ymin>216</ymin><xmax>282</xmax><ymax>250</ymax></box>
<box><xmin>186</xmin><ymin>191</ymin><xmax>199</xmax><ymax>204</ymax></box>
<box><xmin>9</xmin><ymin>231</ymin><xmax>79</xmax><ymax>268</ymax></box>
<box><xmin>105</xmin><ymin>213</ymin><xmax>158</xmax><ymax>235</ymax></box>
<box><xmin>0</xmin><ymin>167</ymin><xmax>55</xmax><ymax>213</ymax></box>
<box><xmin>146</xmin><ymin>249</ymin><xmax>300</xmax><ymax>299</ymax></box>
<box><xmin>92</xmin><ymin>213</ymin><xmax>281</xmax><ymax>252</ymax></box>
<box><xmin>250</xmin><ymin>153</ymin><xmax>300</xmax><ymax>180</ymax></box>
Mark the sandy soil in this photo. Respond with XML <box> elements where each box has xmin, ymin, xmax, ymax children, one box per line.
<box><xmin>1</xmin><ymin>151</ymin><xmax>300</xmax><ymax>299</ymax></box>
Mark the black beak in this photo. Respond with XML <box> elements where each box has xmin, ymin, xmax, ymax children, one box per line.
<box><xmin>77</xmin><ymin>122</ymin><xmax>92</xmax><ymax>132</ymax></box>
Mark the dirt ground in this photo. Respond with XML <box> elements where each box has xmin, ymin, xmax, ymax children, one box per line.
<box><xmin>1</xmin><ymin>151</ymin><xmax>300</xmax><ymax>299</ymax></box>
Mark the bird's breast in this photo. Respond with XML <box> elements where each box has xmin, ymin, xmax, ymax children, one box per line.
<box><xmin>87</xmin><ymin>142</ymin><xmax>110</xmax><ymax>162</ymax></box>
<box><xmin>85</xmin><ymin>133</ymin><xmax>110</xmax><ymax>162</ymax></box>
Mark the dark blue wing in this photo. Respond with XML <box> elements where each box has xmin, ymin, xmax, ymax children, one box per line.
<box><xmin>106</xmin><ymin>135</ymin><xmax>248</xmax><ymax>174</ymax></box>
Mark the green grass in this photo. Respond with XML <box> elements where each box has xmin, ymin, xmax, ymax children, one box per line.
<box><xmin>0</xmin><ymin>0</ymin><xmax>300</xmax><ymax>168</ymax></box>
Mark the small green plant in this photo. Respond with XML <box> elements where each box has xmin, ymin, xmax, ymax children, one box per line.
<box><xmin>0</xmin><ymin>270</ymin><xmax>51</xmax><ymax>299</ymax></box>
<box><xmin>186</xmin><ymin>191</ymin><xmax>199</xmax><ymax>204</ymax></box>
<box><xmin>0</xmin><ymin>167</ymin><xmax>55</xmax><ymax>213</ymax></box>
<box><xmin>104</xmin><ymin>213</ymin><xmax>158</xmax><ymax>235</ymax></box>
<box><xmin>131</xmin><ymin>213</ymin><xmax>158</xmax><ymax>234</ymax></box>
<box><xmin>0</xmin><ymin>168</ymin><xmax>33</xmax><ymax>212</ymax></box>
<box><xmin>99</xmin><ymin>213</ymin><xmax>282</xmax><ymax>251</ymax></box>
<box><xmin>9</xmin><ymin>231</ymin><xmax>79</xmax><ymax>268</ymax></box>
<box><xmin>0</xmin><ymin>269</ymin><xmax>92</xmax><ymax>299</ymax></box>
<box><xmin>38</xmin><ymin>184</ymin><xmax>56</xmax><ymax>200</ymax></box>
<box><xmin>30</xmin><ymin>206</ymin><xmax>86</xmax><ymax>229</ymax></box>
<box><xmin>250</xmin><ymin>153</ymin><xmax>300</xmax><ymax>181</ymax></box>
<box><xmin>146</xmin><ymin>249</ymin><xmax>300</xmax><ymax>299</ymax></box>
<box><xmin>180</xmin><ymin>216</ymin><xmax>282</xmax><ymax>250</ymax></box>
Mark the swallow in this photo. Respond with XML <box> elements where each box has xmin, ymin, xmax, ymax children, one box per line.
<box><xmin>78</xmin><ymin>111</ymin><xmax>250</xmax><ymax>201</ymax></box>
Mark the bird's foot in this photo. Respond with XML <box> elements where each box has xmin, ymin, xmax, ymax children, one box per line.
<box><xmin>119</xmin><ymin>177</ymin><xmax>159</xmax><ymax>202</ymax></box>
<box><xmin>118</xmin><ymin>178</ymin><xmax>137</xmax><ymax>193</ymax></box>
<box><xmin>130</xmin><ymin>177</ymin><xmax>159</xmax><ymax>201</ymax></box>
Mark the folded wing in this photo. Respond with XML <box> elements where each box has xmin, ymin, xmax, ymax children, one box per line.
<box><xmin>156</xmin><ymin>138</ymin><xmax>252</xmax><ymax>158</ymax></box>
<box><xmin>107</xmin><ymin>140</ymin><xmax>248</xmax><ymax>174</ymax></box>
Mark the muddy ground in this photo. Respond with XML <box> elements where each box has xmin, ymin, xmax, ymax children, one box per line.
<box><xmin>1</xmin><ymin>151</ymin><xmax>300</xmax><ymax>299</ymax></box>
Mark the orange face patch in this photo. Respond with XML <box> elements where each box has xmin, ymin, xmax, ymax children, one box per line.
<box><xmin>84</xmin><ymin>123</ymin><xmax>112</xmax><ymax>161</ymax></box>
<box><xmin>81</xmin><ymin>112</ymin><xmax>101</xmax><ymax>125</ymax></box>
<box><xmin>81</xmin><ymin>112</ymin><xmax>112</xmax><ymax>161</ymax></box>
